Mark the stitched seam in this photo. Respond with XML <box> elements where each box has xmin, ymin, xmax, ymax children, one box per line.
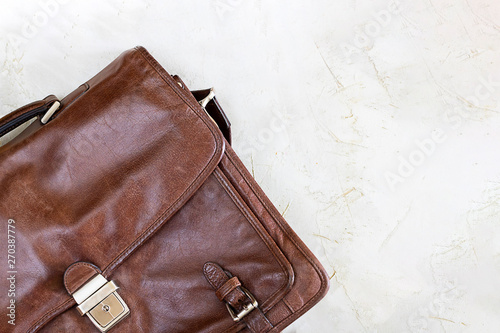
<box><xmin>213</xmin><ymin>168</ymin><xmax>292</xmax><ymax>333</ymax></box>
<box><xmin>100</xmin><ymin>53</ymin><xmax>217</xmax><ymax>274</ymax></box>
<box><xmin>282</xmin><ymin>298</ymin><xmax>294</xmax><ymax>313</ymax></box>
<box><xmin>28</xmin><ymin>48</ymin><xmax>223</xmax><ymax>332</ymax></box>
<box><xmin>213</xmin><ymin>168</ymin><xmax>291</xmax><ymax>302</ymax></box>
<box><xmin>224</xmin><ymin>150</ymin><xmax>329</xmax><ymax>331</ymax></box>
<box><xmin>31</xmin><ymin>262</ymin><xmax>100</xmax><ymax>332</ymax></box>
<box><xmin>27</xmin><ymin>298</ymin><xmax>74</xmax><ymax>333</ymax></box>
<box><xmin>101</xmin><ymin>47</ymin><xmax>222</xmax><ymax>275</ymax></box>
<box><xmin>226</xmin><ymin>149</ymin><xmax>328</xmax><ymax>283</ymax></box>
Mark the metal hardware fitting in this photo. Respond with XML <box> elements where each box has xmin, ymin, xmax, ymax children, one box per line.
<box><xmin>72</xmin><ymin>274</ymin><xmax>129</xmax><ymax>332</ymax></box>
<box><xmin>198</xmin><ymin>88</ymin><xmax>217</xmax><ymax>125</ymax></box>
<box><xmin>198</xmin><ymin>88</ymin><xmax>216</xmax><ymax>109</ymax></box>
<box><xmin>225</xmin><ymin>287</ymin><xmax>258</xmax><ymax>322</ymax></box>
<box><xmin>41</xmin><ymin>101</ymin><xmax>61</xmax><ymax>124</ymax></box>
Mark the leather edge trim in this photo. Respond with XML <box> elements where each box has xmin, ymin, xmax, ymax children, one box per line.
<box><xmin>100</xmin><ymin>47</ymin><xmax>225</xmax><ymax>275</ymax></box>
<box><xmin>222</xmin><ymin>144</ymin><xmax>330</xmax><ymax>332</ymax></box>
<box><xmin>213</xmin><ymin>167</ymin><xmax>295</xmax><ymax>311</ymax></box>
<box><xmin>27</xmin><ymin>47</ymin><xmax>225</xmax><ymax>332</ymax></box>
<box><xmin>27</xmin><ymin>298</ymin><xmax>76</xmax><ymax>333</ymax></box>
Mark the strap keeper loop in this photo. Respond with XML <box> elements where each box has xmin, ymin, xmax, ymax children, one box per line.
<box><xmin>215</xmin><ymin>276</ymin><xmax>241</xmax><ymax>301</ymax></box>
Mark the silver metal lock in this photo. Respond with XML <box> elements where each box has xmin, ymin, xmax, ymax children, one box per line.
<box><xmin>72</xmin><ymin>274</ymin><xmax>130</xmax><ymax>332</ymax></box>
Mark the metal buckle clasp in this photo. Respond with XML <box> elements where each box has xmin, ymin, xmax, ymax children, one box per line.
<box><xmin>72</xmin><ymin>274</ymin><xmax>130</xmax><ymax>332</ymax></box>
<box><xmin>225</xmin><ymin>287</ymin><xmax>258</xmax><ymax>322</ymax></box>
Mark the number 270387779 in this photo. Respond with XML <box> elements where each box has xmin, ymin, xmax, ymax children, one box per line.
<box><xmin>7</xmin><ymin>219</ymin><xmax>16</xmax><ymax>269</ymax></box>
<box><xmin>7</xmin><ymin>219</ymin><xmax>16</xmax><ymax>326</ymax></box>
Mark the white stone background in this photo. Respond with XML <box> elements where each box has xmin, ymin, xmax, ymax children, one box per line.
<box><xmin>1</xmin><ymin>0</ymin><xmax>500</xmax><ymax>332</ymax></box>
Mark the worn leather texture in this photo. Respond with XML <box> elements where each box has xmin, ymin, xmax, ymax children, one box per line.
<box><xmin>0</xmin><ymin>47</ymin><xmax>329</xmax><ymax>332</ymax></box>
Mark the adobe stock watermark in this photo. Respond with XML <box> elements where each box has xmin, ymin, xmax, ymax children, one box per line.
<box><xmin>214</xmin><ymin>0</ymin><xmax>243</xmax><ymax>20</ymax></box>
<box><xmin>6</xmin><ymin>219</ymin><xmax>17</xmax><ymax>326</ymax></box>
<box><xmin>445</xmin><ymin>75</ymin><xmax>499</xmax><ymax>130</ymax></box>
<box><xmin>7</xmin><ymin>0</ymin><xmax>69</xmax><ymax>52</ymax></box>
<box><xmin>385</xmin><ymin>129</ymin><xmax>447</xmax><ymax>191</ymax></box>
<box><xmin>385</xmin><ymin>74</ymin><xmax>500</xmax><ymax>191</ymax></box>
<box><xmin>340</xmin><ymin>0</ymin><xmax>400</xmax><ymax>62</ymax></box>
<box><xmin>407</xmin><ymin>279</ymin><xmax>463</xmax><ymax>332</ymax></box>
<box><xmin>235</xmin><ymin>108</ymin><xmax>288</xmax><ymax>161</ymax></box>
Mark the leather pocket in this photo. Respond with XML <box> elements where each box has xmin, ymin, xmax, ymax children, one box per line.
<box><xmin>43</xmin><ymin>168</ymin><xmax>295</xmax><ymax>333</ymax></box>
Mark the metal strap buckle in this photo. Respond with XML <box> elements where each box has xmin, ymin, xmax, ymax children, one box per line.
<box><xmin>72</xmin><ymin>274</ymin><xmax>130</xmax><ymax>332</ymax></box>
<box><xmin>225</xmin><ymin>287</ymin><xmax>259</xmax><ymax>322</ymax></box>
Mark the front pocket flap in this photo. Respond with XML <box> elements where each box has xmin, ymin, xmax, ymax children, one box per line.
<box><xmin>0</xmin><ymin>47</ymin><xmax>224</xmax><ymax>332</ymax></box>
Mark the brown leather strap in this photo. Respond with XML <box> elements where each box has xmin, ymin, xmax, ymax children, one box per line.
<box><xmin>63</xmin><ymin>262</ymin><xmax>102</xmax><ymax>295</ymax></box>
<box><xmin>203</xmin><ymin>262</ymin><xmax>273</xmax><ymax>333</ymax></box>
<box><xmin>0</xmin><ymin>95</ymin><xmax>59</xmax><ymax>139</ymax></box>
<box><xmin>216</xmin><ymin>276</ymin><xmax>241</xmax><ymax>301</ymax></box>
<box><xmin>244</xmin><ymin>307</ymin><xmax>274</xmax><ymax>333</ymax></box>
<box><xmin>203</xmin><ymin>262</ymin><xmax>249</xmax><ymax>308</ymax></box>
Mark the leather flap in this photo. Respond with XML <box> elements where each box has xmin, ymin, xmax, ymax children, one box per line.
<box><xmin>0</xmin><ymin>47</ymin><xmax>224</xmax><ymax>332</ymax></box>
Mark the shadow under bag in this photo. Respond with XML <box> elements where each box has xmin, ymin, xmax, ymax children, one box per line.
<box><xmin>0</xmin><ymin>47</ymin><xmax>329</xmax><ymax>333</ymax></box>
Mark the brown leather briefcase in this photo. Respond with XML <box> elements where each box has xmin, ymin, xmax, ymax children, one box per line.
<box><xmin>0</xmin><ymin>47</ymin><xmax>329</xmax><ymax>332</ymax></box>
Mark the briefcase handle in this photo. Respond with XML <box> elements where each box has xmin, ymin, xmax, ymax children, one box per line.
<box><xmin>0</xmin><ymin>89</ymin><xmax>231</xmax><ymax>146</ymax></box>
<box><xmin>0</xmin><ymin>95</ymin><xmax>60</xmax><ymax>143</ymax></box>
